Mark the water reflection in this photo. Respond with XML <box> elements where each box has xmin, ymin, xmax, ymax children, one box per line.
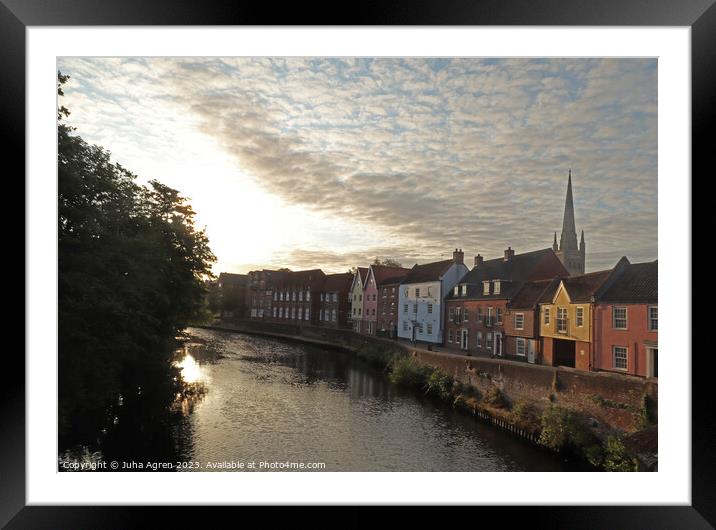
<box><xmin>176</xmin><ymin>328</ymin><xmax>589</xmax><ymax>472</ymax></box>
<box><xmin>176</xmin><ymin>353</ymin><xmax>205</xmax><ymax>384</ymax></box>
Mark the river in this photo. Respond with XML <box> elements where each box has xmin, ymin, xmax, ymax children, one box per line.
<box><xmin>169</xmin><ymin>327</ymin><xmax>587</xmax><ymax>472</ymax></box>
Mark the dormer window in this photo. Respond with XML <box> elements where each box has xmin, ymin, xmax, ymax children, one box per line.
<box><xmin>460</xmin><ymin>284</ymin><xmax>466</xmax><ymax>296</ymax></box>
<box><xmin>493</xmin><ymin>281</ymin><xmax>501</xmax><ymax>295</ymax></box>
<box><xmin>453</xmin><ymin>286</ymin><xmax>459</xmax><ymax>296</ymax></box>
<box><xmin>482</xmin><ymin>281</ymin><xmax>490</xmax><ymax>295</ymax></box>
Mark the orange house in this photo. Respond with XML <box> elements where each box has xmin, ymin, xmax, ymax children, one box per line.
<box><xmin>592</xmin><ymin>259</ymin><xmax>658</xmax><ymax>378</ymax></box>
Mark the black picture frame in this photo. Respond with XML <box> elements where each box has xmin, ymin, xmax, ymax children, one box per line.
<box><xmin>4</xmin><ymin>1</ymin><xmax>710</xmax><ymax>527</ymax></box>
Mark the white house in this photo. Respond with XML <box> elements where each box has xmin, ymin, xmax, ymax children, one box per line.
<box><xmin>397</xmin><ymin>249</ymin><xmax>469</xmax><ymax>344</ymax></box>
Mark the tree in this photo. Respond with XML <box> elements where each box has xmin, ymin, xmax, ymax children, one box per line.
<box><xmin>57</xmin><ymin>71</ymin><xmax>216</xmax><ymax>450</ymax></box>
<box><xmin>372</xmin><ymin>258</ymin><xmax>403</xmax><ymax>268</ymax></box>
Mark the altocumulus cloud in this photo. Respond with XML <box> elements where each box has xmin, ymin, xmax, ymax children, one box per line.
<box><xmin>58</xmin><ymin>57</ymin><xmax>657</xmax><ymax>272</ymax></box>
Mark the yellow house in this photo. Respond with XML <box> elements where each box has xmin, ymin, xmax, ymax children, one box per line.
<box><xmin>539</xmin><ymin>270</ymin><xmax>611</xmax><ymax>370</ymax></box>
<box><xmin>349</xmin><ymin>267</ymin><xmax>368</xmax><ymax>332</ymax></box>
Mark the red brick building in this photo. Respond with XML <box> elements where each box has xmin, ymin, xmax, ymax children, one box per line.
<box><xmin>318</xmin><ymin>272</ymin><xmax>354</xmax><ymax>329</ymax></box>
<box><xmin>592</xmin><ymin>258</ymin><xmax>658</xmax><ymax>378</ymax></box>
<box><xmin>216</xmin><ymin>272</ymin><xmax>250</xmax><ymax>320</ymax></box>
<box><xmin>248</xmin><ymin>269</ymin><xmax>290</xmax><ymax>320</ymax></box>
<box><xmin>504</xmin><ymin>278</ymin><xmax>561</xmax><ymax>363</ymax></box>
<box><xmin>444</xmin><ymin>247</ymin><xmax>568</xmax><ymax>357</ymax></box>
<box><xmin>362</xmin><ymin>265</ymin><xmax>411</xmax><ymax>337</ymax></box>
<box><xmin>269</xmin><ymin>269</ymin><xmax>326</xmax><ymax>326</ymax></box>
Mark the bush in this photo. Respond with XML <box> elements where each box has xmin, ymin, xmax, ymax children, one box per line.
<box><xmin>603</xmin><ymin>436</ymin><xmax>638</xmax><ymax>472</ymax></box>
<box><xmin>539</xmin><ymin>405</ymin><xmax>607</xmax><ymax>468</ymax></box>
<box><xmin>425</xmin><ymin>370</ymin><xmax>454</xmax><ymax>400</ymax></box>
<box><xmin>483</xmin><ymin>386</ymin><xmax>506</xmax><ymax>408</ymax></box>
<box><xmin>389</xmin><ymin>356</ymin><xmax>431</xmax><ymax>388</ymax></box>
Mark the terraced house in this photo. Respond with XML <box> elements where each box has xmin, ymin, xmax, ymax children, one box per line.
<box><xmin>592</xmin><ymin>258</ymin><xmax>658</xmax><ymax>378</ymax></box>
<box><xmin>397</xmin><ymin>249</ymin><xmax>469</xmax><ymax>344</ymax></box>
<box><xmin>349</xmin><ymin>267</ymin><xmax>369</xmax><ymax>332</ymax></box>
<box><xmin>445</xmin><ymin>247</ymin><xmax>568</xmax><ymax>357</ymax></box>
<box><xmin>361</xmin><ymin>264</ymin><xmax>411</xmax><ymax>336</ymax></box>
<box><xmin>318</xmin><ymin>272</ymin><xmax>354</xmax><ymax>329</ymax></box>
<box><xmin>248</xmin><ymin>269</ymin><xmax>290</xmax><ymax>319</ymax></box>
<box><xmin>539</xmin><ymin>268</ymin><xmax>612</xmax><ymax>370</ymax></box>
<box><xmin>270</xmin><ymin>269</ymin><xmax>326</xmax><ymax>326</ymax></box>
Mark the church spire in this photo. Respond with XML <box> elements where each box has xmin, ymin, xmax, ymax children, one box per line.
<box><xmin>559</xmin><ymin>169</ymin><xmax>578</xmax><ymax>252</ymax></box>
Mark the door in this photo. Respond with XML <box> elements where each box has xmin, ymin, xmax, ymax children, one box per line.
<box><xmin>527</xmin><ymin>340</ymin><xmax>536</xmax><ymax>364</ymax></box>
<box><xmin>647</xmin><ymin>348</ymin><xmax>658</xmax><ymax>378</ymax></box>
<box><xmin>495</xmin><ymin>332</ymin><xmax>502</xmax><ymax>356</ymax></box>
<box><xmin>461</xmin><ymin>329</ymin><xmax>468</xmax><ymax>351</ymax></box>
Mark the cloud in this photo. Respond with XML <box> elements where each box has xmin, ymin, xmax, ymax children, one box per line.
<box><xmin>58</xmin><ymin>57</ymin><xmax>657</xmax><ymax>273</ymax></box>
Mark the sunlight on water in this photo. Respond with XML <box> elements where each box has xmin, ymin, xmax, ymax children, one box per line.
<box><xmin>176</xmin><ymin>353</ymin><xmax>204</xmax><ymax>384</ymax></box>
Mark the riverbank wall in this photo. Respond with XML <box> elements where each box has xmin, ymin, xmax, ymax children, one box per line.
<box><xmin>194</xmin><ymin>319</ymin><xmax>657</xmax><ymax>469</ymax></box>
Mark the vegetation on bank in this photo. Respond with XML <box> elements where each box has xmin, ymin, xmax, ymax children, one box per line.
<box><xmin>58</xmin><ymin>72</ymin><xmax>215</xmax><ymax>451</ymax></box>
<box><xmin>381</xmin><ymin>350</ymin><xmax>642</xmax><ymax>471</ymax></box>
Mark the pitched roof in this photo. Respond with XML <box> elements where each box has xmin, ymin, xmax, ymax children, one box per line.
<box><xmin>402</xmin><ymin>259</ymin><xmax>456</xmax><ymax>284</ymax></box>
<box><xmin>597</xmin><ymin>260</ymin><xmax>658</xmax><ymax>303</ymax></box>
<box><xmin>323</xmin><ymin>272</ymin><xmax>354</xmax><ymax>292</ymax></box>
<box><xmin>448</xmin><ymin>248</ymin><xmax>567</xmax><ymax>300</ymax></box>
<box><xmin>370</xmin><ymin>265</ymin><xmax>411</xmax><ymax>286</ymax></box>
<box><xmin>277</xmin><ymin>269</ymin><xmax>326</xmax><ymax>289</ymax></box>
<box><xmin>218</xmin><ymin>272</ymin><xmax>248</xmax><ymax>286</ymax></box>
<box><xmin>558</xmin><ymin>269</ymin><xmax>613</xmax><ymax>302</ymax></box>
<box><xmin>508</xmin><ymin>278</ymin><xmax>560</xmax><ymax>309</ymax></box>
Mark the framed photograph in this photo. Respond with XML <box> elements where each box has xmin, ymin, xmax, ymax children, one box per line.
<box><xmin>6</xmin><ymin>0</ymin><xmax>709</xmax><ymax>527</ymax></box>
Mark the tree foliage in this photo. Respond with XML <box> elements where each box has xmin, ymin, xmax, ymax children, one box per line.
<box><xmin>372</xmin><ymin>258</ymin><xmax>403</xmax><ymax>267</ymax></box>
<box><xmin>57</xmin><ymin>72</ymin><xmax>216</xmax><ymax>448</ymax></box>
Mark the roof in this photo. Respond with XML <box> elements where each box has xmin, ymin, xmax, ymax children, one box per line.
<box><xmin>508</xmin><ymin>278</ymin><xmax>560</xmax><ymax>309</ymax></box>
<box><xmin>557</xmin><ymin>270</ymin><xmax>613</xmax><ymax>302</ymax></box>
<box><xmin>323</xmin><ymin>272</ymin><xmax>354</xmax><ymax>293</ymax></box>
<box><xmin>370</xmin><ymin>265</ymin><xmax>411</xmax><ymax>286</ymax></box>
<box><xmin>597</xmin><ymin>260</ymin><xmax>658</xmax><ymax>303</ymax></box>
<box><xmin>402</xmin><ymin>259</ymin><xmax>456</xmax><ymax>284</ymax></box>
<box><xmin>448</xmin><ymin>248</ymin><xmax>568</xmax><ymax>300</ymax></box>
<box><xmin>218</xmin><ymin>272</ymin><xmax>248</xmax><ymax>286</ymax></box>
<box><xmin>276</xmin><ymin>269</ymin><xmax>326</xmax><ymax>289</ymax></box>
<box><xmin>358</xmin><ymin>267</ymin><xmax>369</xmax><ymax>284</ymax></box>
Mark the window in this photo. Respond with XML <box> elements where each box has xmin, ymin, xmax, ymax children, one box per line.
<box><xmin>461</xmin><ymin>284</ymin><xmax>466</xmax><ymax>296</ymax></box>
<box><xmin>483</xmin><ymin>281</ymin><xmax>490</xmax><ymax>295</ymax></box>
<box><xmin>613</xmin><ymin>346</ymin><xmax>628</xmax><ymax>370</ymax></box>
<box><xmin>359</xmin><ymin>294</ymin><xmax>362</xmax><ymax>302</ymax></box>
<box><xmin>353</xmin><ymin>294</ymin><xmax>356</xmax><ymax>302</ymax></box>
<box><xmin>496</xmin><ymin>308</ymin><xmax>503</xmax><ymax>324</ymax></box>
<box><xmin>515</xmin><ymin>313</ymin><xmax>524</xmax><ymax>330</ymax></box>
<box><xmin>273</xmin><ymin>307</ymin><xmax>277</xmax><ymax>317</ymax></box>
<box><xmin>404</xmin><ymin>304</ymin><xmax>408</xmax><ymax>313</ymax></box>
<box><xmin>576</xmin><ymin>307</ymin><xmax>584</xmax><ymax>327</ymax></box>
<box><xmin>332</xmin><ymin>310</ymin><xmax>336</xmax><ymax>322</ymax></box>
<box><xmin>427</xmin><ymin>323</ymin><xmax>433</xmax><ymax>335</ymax></box>
<box><xmin>403</xmin><ymin>321</ymin><xmax>408</xmax><ymax>331</ymax></box>
<box><xmin>305</xmin><ymin>309</ymin><xmax>310</xmax><ymax>321</ymax></box>
<box><xmin>291</xmin><ymin>308</ymin><xmax>295</xmax><ymax>319</ymax></box>
<box><xmin>557</xmin><ymin>307</ymin><xmax>568</xmax><ymax>333</ymax></box>
<box><xmin>448</xmin><ymin>329</ymin><xmax>454</xmax><ymax>342</ymax></box>
<box><xmin>449</xmin><ymin>307</ymin><xmax>455</xmax><ymax>318</ymax></box>
<box><xmin>306</xmin><ymin>291</ymin><xmax>310</xmax><ymax>301</ymax></box>
<box><xmin>292</xmin><ymin>292</ymin><xmax>296</xmax><ymax>301</ymax></box>
<box><xmin>544</xmin><ymin>307</ymin><xmax>550</xmax><ymax>325</ymax></box>
<box><xmin>404</xmin><ymin>288</ymin><xmax>409</xmax><ymax>297</ymax></box>
<box><xmin>494</xmin><ymin>281</ymin><xmax>501</xmax><ymax>295</ymax></box>
<box><xmin>486</xmin><ymin>332</ymin><xmax>493</xmax><ymax>350</ymax></box>
<box><xmin>453</xmin><ymin>286</ymin><xmax>459</xmax><ymax>296</ymax></box>
<box><xmin>273</xmin><ymin>292</ymin><xmax>277</xmax><ymax>301</ymax></box>
<box><xmin>649</xmin><ymin>306</ymin><xmax>658</xmax><ymax>331</ymax></box>
<box><xmin>413</xmin><ymin>303</ymin><xmax>418</xmax><ymax>314</ymax></box>
<box><xmin>463</xmin><ymin>309</ymin><xmax>469</xmax><ymax>322</ymax></box>
<box><xmin>476</xmin><ymin>332</ymin><xmax>482</xmax><ymax>348</ymax></box>
<box><xmin>613</xmin><ymin>307</ymin><xmax>627</xmax><ymax>329</ymax></box>
<box><xmin>358</xmin><ymin>308</ymin><xmax>362</xmax><ymax>316</ymax></box>
<box><xmin>416</xmin><ymin>288</ymin><xmax>421</xmax><ymax>298</ymax></box>
<box><xmin>427</xmin><ymin>286</ymin><xmax>433</xmax><ymax>297</ymax></box>
<box><xmin>373</xmin><ymin>294</ymin><xmax>377</xmax><ymax>301</ymax></box>
<box><xmin>353</xmin><ymin>308</ymin><xmax>356</xmax><ymax>315</ymax></box>
<box><xmin>299</xmin><ymin>291</ymin><xmax>303</xmax><ymax>301</ymax></box>
<box><xmin>383</xmin><ymin>288</ymin><xmax>388</xmax><ymax>297</ymax></box>
<box><xmin>319</xmin><ymin>310</ymin><xmax>323</xmax><ymax>321</ymax></box>
<box><xmin>418</xmin><ymin>323</ymin><xmax>423</xmax><ymax>334</ymax></box>
<box><xmin>372</xmin><ymin>308</ymin><xmax>375</xmax><ymax>316</ymax></box>
<box><xmin>516</xmin><ymin>338</ymin><xmax>526</xmax><ymax>356</ymax></box>
<box><xmin>477</xmin><ymin>307</ymin><xmax>482</xmax><ymax>320</ymax></box>
<box><xmin>427</xmin><ymin>303</ymin><xmax>433</xmax><ymax>314</ymax></box>
<box><xmin>320</xmin><ymin>293</ymin><xmax>324</xmax><ymax>301</ymax></box>
<box><xmin>298</xmin><ymin>308</ymin><xmax>303</xmax><ymax>320</ymax></box>
<box><xmin>280</xmin><ymin>292</ymin><xmax>284</xmax><ymax>301</ymax></box>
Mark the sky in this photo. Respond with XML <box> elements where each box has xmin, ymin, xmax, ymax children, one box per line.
<box><xmin>57</xmin><ymin>57</ymin><xmax>657</xmax><ymax>274</ymax></box>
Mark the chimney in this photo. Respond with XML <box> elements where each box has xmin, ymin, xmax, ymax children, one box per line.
<box><xmin>474</xmin><ymin>254</ymin><xmax>483</xmax><ymax>268</ymax></box>
<box><xmin>504</xmin><ymin>246</ymin><xmax>515</xmax><ymax>261</ymax></box>
<box><xmin>452</xmin><ymin>248</ymin><xmax>464</xmax><ymax>264</ymax></box>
